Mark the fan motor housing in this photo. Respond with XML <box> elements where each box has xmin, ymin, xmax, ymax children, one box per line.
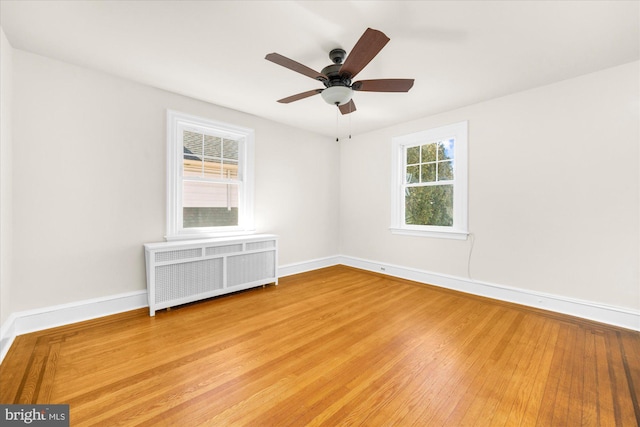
<box><xmin>321</xmin><ymin>63</ymin><xmax>351</xmax><ymax>88</ymax></box>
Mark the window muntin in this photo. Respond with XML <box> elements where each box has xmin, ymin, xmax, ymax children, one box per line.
<box><xmin>404</xmin><ymin>138</ymin><xmax>455</xmax><ymax>227</ymax></box>
<box><xmin>181</xmin><ymin>130</ymin><xmax>241</xmax><ymax>228</ymax></box>
<box><xmin>167</xmin><ymin>111</ymin><xmax>254</xmax><ymax>239</ymax></box>
<box><xmin>182</xmin><ymin>131</ymin><xmax>239</xmax><ymax>180</ymax></box>
<box><xmin>391</xmin><ymin>121</ymin><xmax>468</xmax><ymax>239</ymax></box>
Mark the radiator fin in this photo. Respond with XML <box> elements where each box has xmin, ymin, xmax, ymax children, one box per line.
<box><xmin>155</xmin><ymin>248</ymin><xmax>202</xmax><ymax>263</ymax></box>
<box><xmin>246</xmin><ymin>241</ymin><xmax>275</xmax><ymax>251</ymax></box>
<box><xmin>155</xmin><ymin>258</ymin><xmax>223</xmax><ymax>303</ymax></box>
<box><xmin>206</xmin><ymin>244</ymin><xmax>243</xmax><ymax>256</ymax></box>
<box><xmin>227</xmin><ymin>251</ymin><xmax>276</xmax><ymax>287</ymax></box>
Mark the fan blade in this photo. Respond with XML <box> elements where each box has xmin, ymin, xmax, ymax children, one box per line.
<box><xmin>352</xmin><ymin>79</ymin><xmax>414</xmax><ymax>92</ymax></box>
<box><xmin>277</xmin><ymin>89</ymin><xmax>322</xmax><ymax>104</ymax></box>
<box><xmin>339</xmin><ymin>28</ymin><xmax>390</xmax><ymax>79</ymax></box>
<box><xmin>338</xmin><ymin>99</ymin><xmax>357</xmax><ymax>115</ymax></box>
<box><xmin>265</xmin><ymin>53</ymin><xmax>327</xmax><ymax>81</ymax></box>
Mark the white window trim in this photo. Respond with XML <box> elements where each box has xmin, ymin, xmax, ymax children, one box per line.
<box><xmin>166</xmin><ymin>110</ymin><xmax>255</xmax><ymax>241</ymax></box>
<box><xmin>390</xmin><ymin>121</ymin><xmax>468</xmax><ymax>240</ymax></box>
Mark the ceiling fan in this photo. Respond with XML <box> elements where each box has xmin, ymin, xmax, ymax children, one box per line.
<box><xmin>265</xmin><ymin>28</ymin><xmax>414</xmax><ymax>115</ymax></box>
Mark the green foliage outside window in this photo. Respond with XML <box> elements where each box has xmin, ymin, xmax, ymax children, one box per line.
<box><xmin>405</xmin><ymin>185</ymin><xmax>453</xmax><ymax>226</ymax></box>
<box><xmin>404</xmin><ymin>139</ymin><xmax>455</xmax><ymax>226</ymax></box>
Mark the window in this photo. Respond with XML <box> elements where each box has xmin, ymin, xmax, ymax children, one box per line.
<box><xmin>391</xmin><ymin>121</ymin><xmax>468</xmax><ymax>239</ymax></box>
<box><xmin>166</xmin><ymin>110</ymin><xmax>254</xmax><ymax>240</ymax></box>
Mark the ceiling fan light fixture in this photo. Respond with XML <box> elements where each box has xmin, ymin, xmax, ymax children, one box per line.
<box><xmin>321</xmin><ymin>86</ymin><xmax>353</xmax><ymax>106</ymax></box>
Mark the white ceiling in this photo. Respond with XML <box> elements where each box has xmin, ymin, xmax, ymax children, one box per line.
<box><xmin>1</xmin><ymin>1</ymin><xmax>638</xmax><ymax>138</ymax></box>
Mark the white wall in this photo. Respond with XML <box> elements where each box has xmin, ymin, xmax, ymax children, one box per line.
<box><xmin>5</xmin><ymin>46</ymin><xmax>639</xmax><ymax>329</ymax></box>
<box><xmin>10</xmin><ymin>50</ymin><xmax>339</xmax><ymax>313</ymax></box>
<box><xmin>0</xmin><ymin>27</ymin><xmax>13</xmax><ymax>327</ymax></box>
<box><xmin>340</xmin><ymin>61</ymin><xmax>640</xmax><ymax>312</ymax></box>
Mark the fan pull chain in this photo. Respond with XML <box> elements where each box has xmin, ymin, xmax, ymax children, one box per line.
<box><xmin>335</xmin><ymin>105</ymin><xmax>339</xmax><ymax>142</ymax></box>
<box><xmin>349</xmin><ymin>103</ymin><xmax>352</xmax><ymax>139</ymax></box>
<box><xmin>335</xmin><ymin>102</ymin><xmax>353</xmax><ymax>141</ymax></box>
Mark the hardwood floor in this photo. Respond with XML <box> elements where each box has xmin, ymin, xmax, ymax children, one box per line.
<box><xmin>1</xmin><ymin>265</ymin><xmax>639</xmax><ymax>426</ymax></box>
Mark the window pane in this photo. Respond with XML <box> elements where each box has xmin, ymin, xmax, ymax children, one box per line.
<box><xmin>224</xmin><ymin>160</ymin><xmax>239</xmax><ymax>179</ymax></box>
<box><xmin>183</xmin><ymin>181</ymin><xmax>239</xmax><ymax>228</ymax></box>
<box><xmin>438</xmin><ymin>139</ymin><xmax>455</xmax><ymax>160</ymax></box>
<box><xmin>183</xmin><ymin>131</ymin><xmax>203</xmax><ymax>177</ymax></box>
<box><xmin>223</xmin><ymin>139</ymin><xmax>239</xmax><ymax>161</ymax></box>
<box><xmin>204</xmin><ymin>135</ymin><xmax>222</xmax><ymax>158</ymax></box>
<box><xmin>202</xmin><ymin>157</ymin><xmax>222</xmax><ymax>178</ymax></box>
<box><xmin>183</xmin><ymin>131</ymin><xmax>203</xmax><ymax>157</ymax></box>
<box><xmin>405</xmin><ymin>185</ymin><xmax>453</xmax><ymax>226</ymax></box>
<box><xmin>421</xmin><ymin>163</ymin><xmax>436</xmax><ymax>182</ymax></box>
<box><xmin>406</xmin><ymin>146</ymin><xmax>420</xmax><ymax>165</ymax></box>
<box><xmin>438</xmin><ymin>160</ymin><xmax>454</xmax><ymax>181</ymax></box>
<box><xmin>406</xmin><ymin>165</ymin><xmax>419</xmax><ymax>183</ymax></box>
<box><xmin>183</xmin><ymin>207</ymin><xmax>238</xmax><ymax>228</ymax></box>
<box><xmin>183</xmin><ymin>158</ymin><xmax>202</xmax><ymax>177</ymax></box>
<box><xmin>422</xmin><ymin>143</ymin><xmax>437</xmax><ymax>162</ymax></box>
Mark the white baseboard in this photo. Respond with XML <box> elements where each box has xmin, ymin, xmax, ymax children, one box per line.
<box><xmin>2</xmin><ymin>255</ymin><xmax>638</xmax><ymax>365</ymax></box>
<box><xmin>339</xmin><ymin>255</ymin><xmax>640</xmax><ymax>332</ymax></box>
<box><xmin>0</xmin><ymin>290</ymin><xmax>147</xmax><ymax>363</ymax></box>
<box><xmin>0</xmin><ymin>256</ymin><xmax>342</xmax><ymax>364</ymax></box>
<box><xmin>278</xmin><ymin>255</ymin><xmax>341</xmax><ymax>277</ymax></box>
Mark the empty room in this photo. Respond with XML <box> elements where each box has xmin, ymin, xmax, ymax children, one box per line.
<box><xmin>0</xmin><ymin>1</ymin><xmax>638</xmax><ymax>425</ymax></box>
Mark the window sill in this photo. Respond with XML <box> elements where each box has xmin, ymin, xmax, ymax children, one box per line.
<box><xmin>389</xmin><ymin>227</ymin><xmax>469</xmax><ymax>240</ymax></box>
<box><xmin>164</xmin><ymin>229</ymin><xmax>256</xmax><ymax>242</ymax></box>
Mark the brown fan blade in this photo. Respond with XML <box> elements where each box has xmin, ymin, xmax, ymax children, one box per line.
<box><xmin>352</xmin><ymin>79</ymin><xmax>414</xmax><ymax>92</ymax></box>
<box><xmin>338</xmin><ymin>99</ymin><xmax>357</xmax><ymax>115</ymax></box>
<box><xmin>265</xmin><ymin>53</ymin><xmax>327</xmax><ymax>81</ymax></box>
<box><xmin>339</xmin><ymin>28</ymin><xmax>390</xmax><ymax>79</ymax></box>
<box><xmin>277</xmin><ymin>89</ymin><xmax>323</xmax><ymax>104</ymax></box>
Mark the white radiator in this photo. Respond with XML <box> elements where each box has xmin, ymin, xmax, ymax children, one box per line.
<box><xmin>144</xmin><ymin>234</ymin><xmax>278</xmax><ymax>316</ymax></box>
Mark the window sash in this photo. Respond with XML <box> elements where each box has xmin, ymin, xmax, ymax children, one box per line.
<box><xmin>391</xmin><ymin>121</ymin><xmax>468</xmax><ymax>239</ymax></box>
<box><xmin>167</xmin><ymin>110</ymin><xmax>254</xmax><ymax>240</ymax></box>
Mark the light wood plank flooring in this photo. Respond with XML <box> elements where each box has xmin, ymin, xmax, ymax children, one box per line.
<box><xmin>1</xmin><ymin>266</ymin><xmax>639</xmax><ymax>426</ymax></box>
